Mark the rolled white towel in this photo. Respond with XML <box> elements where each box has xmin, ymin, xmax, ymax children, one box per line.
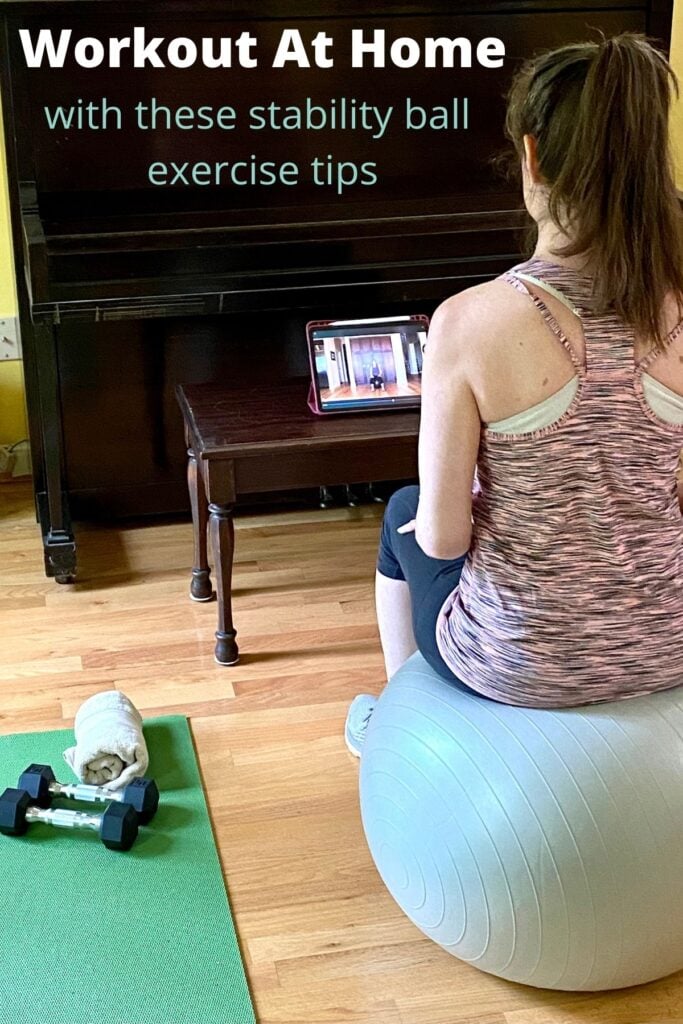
<box><xmin>63</xmin><ymin>690</ymin><xmax>149</xmax><ymax>791</ymax></box>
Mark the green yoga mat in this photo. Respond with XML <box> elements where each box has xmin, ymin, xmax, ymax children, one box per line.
<box><xmin>0</xmin><ymin>715</ymin><xmax>255</xmax><ymax>1024</ymax></box>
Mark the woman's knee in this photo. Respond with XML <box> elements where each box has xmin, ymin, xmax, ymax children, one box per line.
<box><xmin>384</xmin><ymin>485</ymin><xmax>419</xmax><ymax>531</ymax></box>
<box><xmin>377</xmin><ymin>485</ymin><xmax>419</xmax><ymax>580</ymax></box>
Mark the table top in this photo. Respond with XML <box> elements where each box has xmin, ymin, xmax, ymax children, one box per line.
<box><xmin>177</xmin><ymin>380</ymin><xmax>420</xmax><ymax>458</ymax></box>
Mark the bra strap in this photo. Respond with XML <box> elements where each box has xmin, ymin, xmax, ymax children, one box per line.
<box><xmin>510</xmin><ymin>271</ymin><xmax>583</xmax><ymax>316</ymax></box>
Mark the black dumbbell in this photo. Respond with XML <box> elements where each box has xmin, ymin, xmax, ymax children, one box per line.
<box><xmin>0</xmin><ymin>787</ymin><xmax>138</xmax><ymax>851</ymax></box>
<box><xmin>18</xmin><ymin>764</ymin><xmax>159</xmax><ymax>824</ymax></box>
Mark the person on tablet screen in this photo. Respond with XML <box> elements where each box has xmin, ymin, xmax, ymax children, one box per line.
<box><xmin>345</xmin><ymin>32</ymin><xmax>683</xmax><ymax>755</ymax></box>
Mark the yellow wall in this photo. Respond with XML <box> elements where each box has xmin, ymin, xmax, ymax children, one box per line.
<box><xmin>0</xmin><ymin>96</ymin><xmax>27</xmax><ymax>447</ymax></box>
<box><xmin>0</xmin><ymin>6</ymin><xmax>683</xmax><ymax>447</ymax></box>
<box><xmin>673</xmin><ymin>0</ymin><xmax>683</xmax><ymax>187</ymax></box>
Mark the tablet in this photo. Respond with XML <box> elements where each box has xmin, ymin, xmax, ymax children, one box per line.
<box><xmin>306</xmin><ymin>315</ymin><xmax>429</xmax><ymax>414</ymax></box>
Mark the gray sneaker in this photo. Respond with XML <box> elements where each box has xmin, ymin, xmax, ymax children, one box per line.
<box><xmin>344</xmin><ymin>694</ymin><xmax>377</xmax><ymax>757</ymax></box>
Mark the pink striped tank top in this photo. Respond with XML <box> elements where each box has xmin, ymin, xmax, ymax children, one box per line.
<box><xmin>435</xmin><ymin>257</ymin><xmax>683</xmax><ymax>707</ymax></box>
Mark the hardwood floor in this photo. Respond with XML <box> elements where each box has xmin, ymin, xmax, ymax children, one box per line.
<box><xmin>1</xmin><ymin>480</ymin><xmax>681</xmax><ymax>1024</ymax></box>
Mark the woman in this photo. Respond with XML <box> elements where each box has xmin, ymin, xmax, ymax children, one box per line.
<box><xmin>346</xmin><ymin>31</ymin><xmax>683</xmax><ymax>755</ymax></box>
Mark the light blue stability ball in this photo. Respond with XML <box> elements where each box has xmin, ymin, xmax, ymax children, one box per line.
<box><xmin>359</xmin><ymin>652</ymin><xmax>683</xmax><ymax>991</ymax></box>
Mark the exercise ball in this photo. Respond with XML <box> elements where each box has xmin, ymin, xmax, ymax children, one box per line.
<box><xmin>359</xmin><ymin>652</ymin><xmax>683</xmax><ymax>991</ymax></box>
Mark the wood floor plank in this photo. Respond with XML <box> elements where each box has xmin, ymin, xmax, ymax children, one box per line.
<box><xmin>1</xmin><ymin>481</ymin><xmax>681</xmax><ymax>1024</ymax></box>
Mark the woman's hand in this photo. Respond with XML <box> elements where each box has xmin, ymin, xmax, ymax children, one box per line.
<box><xmin>397</xmin><ymin>519</ymin><xmax>416</xmax><ymax>534</ymax></box>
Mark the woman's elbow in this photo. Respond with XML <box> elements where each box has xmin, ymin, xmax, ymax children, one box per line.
<box><xmin>415</xmin><ymin>526</ymin><xmax>471</xmax><ymax>561</ymax></box>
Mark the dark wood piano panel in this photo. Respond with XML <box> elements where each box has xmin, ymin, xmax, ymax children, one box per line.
<box><xmin>0</xmin><ymin>0</ymin><xmax>673</xmax><ymax>578</ymax></box>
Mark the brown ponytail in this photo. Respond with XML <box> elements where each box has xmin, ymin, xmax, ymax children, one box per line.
<box><xmin>502</xmin><ymin>32</ymin><xmax>683</xmax><ymax>351</ymax></box>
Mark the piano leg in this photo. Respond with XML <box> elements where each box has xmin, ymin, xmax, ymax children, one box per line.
<box><xmin>187</xmin><ymin>447</ymin><xmax>213</xmax><ymax>602</ymax></box>
<box><xmin>34</xmin><ymin>322</ymin><xmax>76</xmax><ymax>583</ymax></box>
<box><xmin>208</xmin><ymin>503</ymin><xmax>239</xmax><ymax>666</ymax></box>
<box><xmin>344</xmin><ymin>484</ymin><xmax>360</xmax><ymax>507</ymax></box>
<box><xmin>319</xmin><ymin>485</ymin><xmax>334</xmax><ymax>509</ymax></box>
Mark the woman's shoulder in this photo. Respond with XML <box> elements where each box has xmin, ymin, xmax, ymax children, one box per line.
<box><xmin>429</xmin><ymin>279</ymin><xmax>532</xmax><ymax>355</ymax></box>
<box><xmin>434</xmin><ymin>278</ymin><xmax>516</xmax><ymax>316</ymax></box>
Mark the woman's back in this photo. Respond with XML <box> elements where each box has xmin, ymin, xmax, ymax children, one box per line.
<box><xmin>462</xmin><ymin>263</ymin><xmax>683</xmax><ymax>428</ymax></box>
<box><xmin>435</xmin><ymin>256</ymin><xmax>683</xmax><ymax>707</ymax></box>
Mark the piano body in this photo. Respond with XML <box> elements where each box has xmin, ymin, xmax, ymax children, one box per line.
<box><xmin>0</xmin><ymin>0</ymin><xmax>674</xmax><ymax>581</ymax></box>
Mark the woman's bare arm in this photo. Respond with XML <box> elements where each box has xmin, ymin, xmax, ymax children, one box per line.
<box><xmin>413</xmin><ymin>295</ymin><xmax>481</xmax><ymax>559</ymax></box>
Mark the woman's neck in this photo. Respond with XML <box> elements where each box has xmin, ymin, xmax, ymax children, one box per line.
<box><xmin>529</xmin><ymin>214</ymin><xmax>594</xmax><ymax>274</ymax></box>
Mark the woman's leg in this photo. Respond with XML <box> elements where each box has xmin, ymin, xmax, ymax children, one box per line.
<box><xmin>346</xmin><ymin>485</ymin><xmax>468</xmax><ymax>757</ymax></box>
<box><xmin>375</xmin><ymin>571</ymin><xmax>418</xmax><ymax>678</ymax></box>
<box><xmin>375</xmin><ymin>484</ymin><xmax>467</xmax><ymax>680</ymax></box>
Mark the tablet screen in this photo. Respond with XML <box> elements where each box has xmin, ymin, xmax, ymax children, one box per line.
<box><xmin>308</xmin><ymin>316</ymin><xmax>428</xmax><ymax>412</ymax></box>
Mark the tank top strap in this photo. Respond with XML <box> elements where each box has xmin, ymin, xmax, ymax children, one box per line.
<box><xmin>506</xmin><ymin>258</ymin><xmax>635</xmax><ymax>382</ymax></box>
<box><xmin>500</xmin><ymin>266</ymin><xmax>585</xmax><ymax>378</ymax></box>
<box><xmin>637</xmin><ymin>317</ymin><xmax>683</xmax><ymax>373</ymax></box>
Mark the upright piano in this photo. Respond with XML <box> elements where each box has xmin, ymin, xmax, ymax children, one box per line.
<box><xmin>0</xmin><ymin>0</ymin><xmax>674</xmax><ymax>581</ymax></box>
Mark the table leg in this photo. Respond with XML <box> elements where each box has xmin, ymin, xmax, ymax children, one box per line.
<box><xmin>209</xmin><ymin>503</ymin><xmax>239</xmax><ymax>666</ymax></box>
<box><xmin>34</xmin><ymin>322</ymin><xmax>77</xmax><ymax>583</ymax></box>
<box><xmin>187</xmin><ymin>449</ymin><xmax>213</xmax><ymax>601</ymax></box>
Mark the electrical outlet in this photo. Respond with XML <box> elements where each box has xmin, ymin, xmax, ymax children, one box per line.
<box><xmin>0</xmin><ymin>317</ymin><xmax>21</xmax><ymax>360</ymax></box>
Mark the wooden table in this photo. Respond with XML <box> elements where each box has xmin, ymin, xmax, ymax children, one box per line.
<box><xmin>176</xmin><ymin>380</ymin><xmax>419</xmax><ymax>664</ymax></box>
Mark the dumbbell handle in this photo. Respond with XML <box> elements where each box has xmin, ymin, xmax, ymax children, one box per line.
<box><xmin>47</xmin><ymin>781</ymin><xmax>123</xmax><ymax>807</ymax></box>
<box><xmin>25</xmin><ymin>805</ymin><xmax>101</xmax><ymax>833</ymax></box>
